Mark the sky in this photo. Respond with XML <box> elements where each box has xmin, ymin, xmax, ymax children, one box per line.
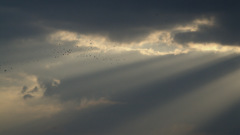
<box><xmin>1</xmin><ymin>0</ymin><xmax>240</xmax><ymax>135</ymax></box>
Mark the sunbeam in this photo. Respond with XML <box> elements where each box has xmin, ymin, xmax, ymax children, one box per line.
<box><xmin>1</xmin><ymin>1</ymin><xmax>240</xmax><ymax>134</ymax></box>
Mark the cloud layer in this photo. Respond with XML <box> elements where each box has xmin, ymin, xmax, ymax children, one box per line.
<box><xmin>1</xmin><ymin>0</ymin><xmax>240</xmax><ymax>45</ymax></box>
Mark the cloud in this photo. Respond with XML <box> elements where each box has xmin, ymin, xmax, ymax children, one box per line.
<box><xmin>1</xmin><ymin>0</ymin><xmax>240</xmax><ymax>46</ymax></box>
<box><xmin>21</xmin><ymin>85</ymin><xmax>28</xmax><ymax>94</ymax></box>
<box><xmin>35</xmin><ymin>77</ymin><xmax>64</xmax><ymax>98</ymax></box>
<box><xmin>29</xmin><ymin>86</ymin><xmax>38</xmax><ymax>93</ymax></box>
<box><xmin>51</xmin><ymin>79</ymin><xmax>60</xmax><ymax>87</ymax></box>
<box><xmin>23</xmin><ymin>94</ymin><xmax>34</xmax><ymax>99</ymax></box>
<box><xmin>0</xmin><ymin>6</ymin><xmax>50</xmax><ymax>45</ymax></box>
<box><xmin>174</xmin><ymin>13</ymin><xmax>240</xmax><ymax>46</ymax></box>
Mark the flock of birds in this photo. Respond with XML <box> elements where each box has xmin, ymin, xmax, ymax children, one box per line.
<box><xmin>48</xmin><ymin>43</ymin><xmax>76</xmax><ymax>58</ymax></box>
<box><xmin>0</xmin><ymin>40</ymin><xmax>127</xmax><ymax>73</ymax></box>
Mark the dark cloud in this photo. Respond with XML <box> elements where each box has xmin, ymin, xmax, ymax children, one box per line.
<box><xmin>1</xmin><ymin>0</ymin><xmax>240</xmax><ymax>45</ymax></box>
<box><xmin>37</xmin><ymin>78</ymin><xmax>59</xmax><ymax>97</ymax></box>
<box><xmin>174</xmin><ymin>14</ymin><xmax>240</xmax><ymax>45</ymax></box>
<box><xmin>0</xmin><ymin>6</ymin><xmax>51</xmax><ymax>45</ymax></box>
<box><xmin>23</xmin><ymin>94</ymin><xmax>33</xmax><ymax>99</ymax></box>
<box><xmin>21</xmin><ymin>86</ymin><xmax>28</xmax><ymax>94</ymax></box>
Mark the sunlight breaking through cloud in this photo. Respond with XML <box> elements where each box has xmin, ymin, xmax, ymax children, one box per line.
<box><xmin>1</xmin><ymin>2</ymin><xmax>240</xmax><ymax>134</ymax></box>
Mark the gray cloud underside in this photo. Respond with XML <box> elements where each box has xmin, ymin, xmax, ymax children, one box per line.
<box><xmin>23</xmin><ymin>94</ymin><xmax>33</xmax><ymax>99</ymax></box>
<box><xmin>21</xmin><ymin>86</ymin><xmax>28</xmax><ymax>94</ymax></box>
<box><xmin>1</xmin><ymin>0</ymin><xmax>240</xmax><ymax>45</ymax></box>
<box><xmin>174</xmin><ymin>14</ymin><xmax>240</xmax><ymax>45</ymax></box>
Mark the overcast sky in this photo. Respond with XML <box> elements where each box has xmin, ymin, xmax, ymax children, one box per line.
<box><xmin>1</xmin><ymin>1</ymin><xmax>240</xmax><ymax>135</ymax></box>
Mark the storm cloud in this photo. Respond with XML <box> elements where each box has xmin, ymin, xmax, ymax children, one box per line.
<box><xmin>1</xmin><ymin>0</ymin><xmax>240</xmax><ymax>45</ymax></box>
